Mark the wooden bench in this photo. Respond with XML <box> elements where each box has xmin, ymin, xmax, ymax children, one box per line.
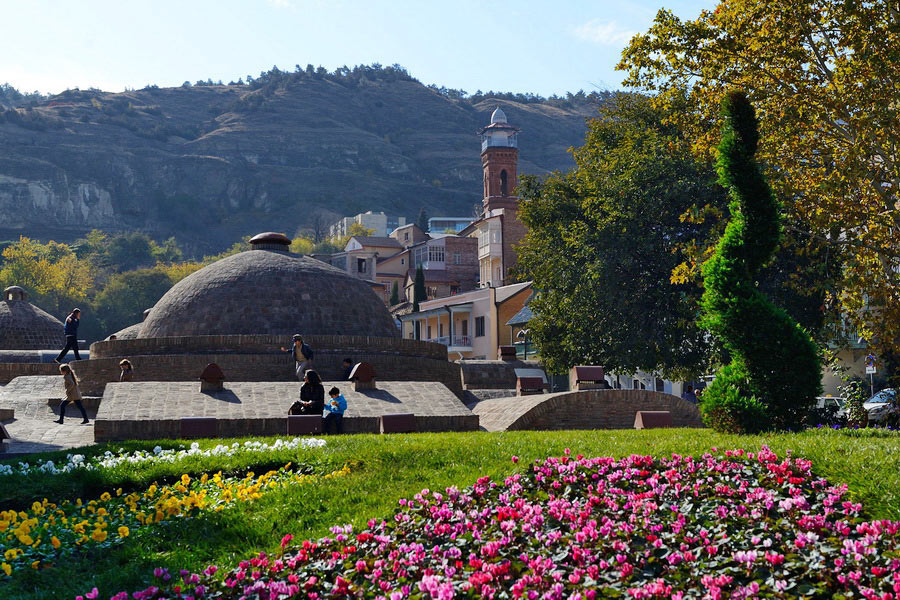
<box><xmin>570</xmin><ymin>366</ymin><xmax>609</xmax><ymax>390</ymax></box>
<box><xmin>634</xmin><ymin>411</ymin><xmax>673</xmax><ymax>430</ymax></box>
<box><xmin>498</xmin><ymin>346</ymin><xmax>517</xmax><ymax>361</ymax></box>
<box><xmin>0</xmin><ymin>408</ymin><xmax>13</xmax><ymax>421</ymax></box>
<box><xmin>381</xmin><ymin>413</ymin><xmax>416</xmax><ymax>434</ymax></box>
<box><xmin>287</xmin><ymin>415</ymin><xmax>323</xmax><ymax>435</ymax></box>
<box><xmin>180</xmin><ymin>417</ymin><xmax>217</xmax><ymax>439</ymax></box>
<box><xmin>517</xmin><ymin>376</ymin><xmax>545</xmax><ymax>396</ymax></box>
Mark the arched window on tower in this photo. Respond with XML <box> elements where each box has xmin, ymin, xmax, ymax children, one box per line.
<box><xmin>500</xmin><ymin>170</ymin><xmax>508</xmax><ymax>196</ymax></box>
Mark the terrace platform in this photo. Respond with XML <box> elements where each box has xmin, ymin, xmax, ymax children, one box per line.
<box><xmin>94</xmin><ymin>381</ymin><xmax>478</xmax><ymax>441</ymax></box>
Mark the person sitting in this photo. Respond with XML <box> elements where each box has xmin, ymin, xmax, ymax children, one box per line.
<box><xmin>341</xmin><ymin>358</ymin><xmax>354</xmax><ymax>381</ymax></box>
<box><xmin>323</xmin><ymin>386</ymin><xmax>347</xmax><ymax>434</ymax></box>
<box><xmin>291</xmin><ymin>370</ymin><xmax>325</xmax><ymax>415</ymax></box>
<box><xmin>119</xmin><ymin>359</ymin><xmax>134</xmax><ymax>382</ymax></box>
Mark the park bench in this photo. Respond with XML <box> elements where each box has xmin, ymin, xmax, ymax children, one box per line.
<box><xmin>569</xmin><ymin>366</ymin><xmax>609</xmax><ymax>391</ymax></box>
<box><xmin>0</xmin><ymin>407</ymin><xmax>13</xmax><ymax>421</ymax></box>
<box><xmin>287</xmin><ymin>414</ymin><xmax>323</xmax><ymax>435</ymax></box>
<box><xmin>634</xmin><ymin>411</ymin><xmax>673</xmax><ymax>430</ymax></box>
<box><xmin>381</xmin><ymin>413</ymin><xmax>416</xmax><ymax>434</ymax></box>
<box><xmin>180</xmin><ymin>417</ymin><xmax>218</xmax><ymax>439</ymax></box>
<box><xmin>498</xmin><ymin>346</ymin><xmax>517</xmax><ymax>361</ymax></box>
<box><xmin>517</xmin><ymin>376</ymin><xmax>545</xmax><ymax>396</ymax></box>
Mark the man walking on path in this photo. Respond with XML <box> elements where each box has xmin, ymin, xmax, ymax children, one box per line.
<box><xmin>280</xmin><ymin>334</ymin><xmax>314</xmax><ymax>381</ymax></box>
<box><xmin>55</xmin><ymin>308</ymin><xmax>82</xmax><ymax>363</ymax></box>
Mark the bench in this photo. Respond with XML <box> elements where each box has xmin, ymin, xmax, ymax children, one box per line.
<box><xmin>498</xmin><ymin>346</ymin><xmax>517</xmax><ymax>361</ymax></box>
<box><xmin>287</xmin><ymin>415</ymin><xmax>323</xmax><ymax>435</ymax></box>
<box><xmin>381</xmin><ymin>413</ymin><xmax>416</xmax><ymax>434</ymax></box>
<box><xmin>634</xmin><ymin>411</ymin><xmax>673</xmax><ymax>430</ymax></box>
<box><xmin>517</xmin><ymin>376</ymin><xmax>545</xmax><ymax>396</ymax></box>
<box><xmin>570</xmin><ymin>366</ymin><xmax>609</xmax><ymax>390</ymax></box>
<box><xmin>0</xmin><ymin>408</ymin><xmax>13</xmax><ymax>421</ymax></box>
<box><xmin>180</xmin><ymin>417</ymin><xmax>217</xmax><ymax>439</ymax></box>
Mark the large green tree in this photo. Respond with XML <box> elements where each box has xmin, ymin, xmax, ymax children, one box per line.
<box><xmin>618</xmin><ymin>0</ymin><xmax>900</xmax><ymax>354</ymax></box>
<box><xmin>517</xmin><ymin>95</ymin><xmax>723</xmax><ymax>377</ymax></box>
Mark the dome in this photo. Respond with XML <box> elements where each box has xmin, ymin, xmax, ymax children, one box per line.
<box><xmin>490</xmin><ymin>107</ymin><xmax>508</xmax><ymax>124</ymax></box>
<box><xmin>0</xmin><ymin>290</ymin><xmax>65</xmax><ymax>350</ymax></box>
<box><xmin>140</xmin><ymin>248</ymin><xmax>399</xmax><ymax>338</ymax></box>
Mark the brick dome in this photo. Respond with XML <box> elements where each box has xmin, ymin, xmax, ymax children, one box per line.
<box><xmin>139</xmin><ymin>248</ymin><xmax>399</xmax><ymax>338</ymax></box>
<box><xmin>0</xmin><ymin>288</ymin><xmax>65</xmax><ymax>349</ymax></box>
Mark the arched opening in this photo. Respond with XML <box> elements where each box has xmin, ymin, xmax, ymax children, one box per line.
<box><xmin>500</xmin><ymin>170</ymin><xmax>508</xmax><ymax>196</ymax></box>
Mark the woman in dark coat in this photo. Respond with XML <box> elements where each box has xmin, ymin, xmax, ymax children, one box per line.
<box><xmin>293</xmin><ymin>370</ymin><xmax>325</xmax><ymax>415</ymax></box>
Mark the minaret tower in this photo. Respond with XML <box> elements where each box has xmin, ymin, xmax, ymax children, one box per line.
<box><xmin>479</xmin><ymin>107</ymin><xmax>520</xmax><ymax>213</ymax></box>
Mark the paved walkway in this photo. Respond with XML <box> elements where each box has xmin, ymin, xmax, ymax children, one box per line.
<box><xmin>1</xmin><ymin>376</ymin><xmax>97</xmax><ymax>455</ymax></box>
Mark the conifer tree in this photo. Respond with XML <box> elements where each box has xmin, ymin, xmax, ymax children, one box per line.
<box><xmin>699</xmin><ymin>92</ymin><xmax>821</xmax><ymax>432</ymax></box>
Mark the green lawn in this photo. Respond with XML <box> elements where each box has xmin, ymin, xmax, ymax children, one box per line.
<box><xmin>1</xmin><ymin>428</ymin><xmax>899</xmax><ymax>599</ymax></box>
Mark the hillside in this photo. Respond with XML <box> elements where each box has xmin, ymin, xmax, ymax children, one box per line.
<box><xmin>0</xmin><ymin>68</ymin><xmax>597</xmax><ymax>253</ymax></box>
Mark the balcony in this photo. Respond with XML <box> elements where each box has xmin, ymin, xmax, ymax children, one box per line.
<box><xmin>430</xmin><ymin>335</ymin><xmax>473</xmax><ymax>351</ymax></box>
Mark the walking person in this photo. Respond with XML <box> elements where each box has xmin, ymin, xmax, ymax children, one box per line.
<box><xmin>54</xmin><ymin>308</ymin><xmax>82</xmax><ymax>363</ymax></box>
<box><xmin>323</xmin><ymin>386</ymin><xmax>347</xmax><ymax>434</ymax></box>
<box><xmin>280</xmin><ymin>334</ymin><xmax>314</xmax><ymax>381</ymax></box>
<box><xmin>56</xmin><ymin>364</ymin><xmax>89</xmax><ymax>424</ymax></box>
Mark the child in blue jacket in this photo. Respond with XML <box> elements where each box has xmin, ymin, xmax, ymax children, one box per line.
<box><xmin>324</xmin><ymin>386</ymin><xmax>347</xmax><ymax>434</ymax></box>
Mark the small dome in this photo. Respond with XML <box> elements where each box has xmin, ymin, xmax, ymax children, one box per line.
<box><xmin>249</xmin><ymin>232</ymin><xmax>292</xmax><ymax>251</ymax></box>
<box><xmin>4</xmin><ymin>286</ymin><xmax>27</xmax><ymax>301</ymax></box>
<box><xmin>0</xmin><ymin>293</ymin><xmax>65</xmax><ymax>350</ymax></box>
<box><xmin>140</xmin><ymin>249</ymin><xmax>399</xmax><ymax>338</ymax></box>
<box><xmin>490</xmin><ymin>107</ymin><xmax>508</xmax><ymax>124</ymax></box>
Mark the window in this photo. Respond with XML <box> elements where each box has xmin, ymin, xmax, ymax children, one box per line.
<box><xmin>475</xmin><ymin>316</ymin><xmax>485</xmax><ymax>337</ymax></box>
<box><xmin>453</xmin><ymin>251</ymin><xmax>462</xmax><ymax>265</ymax></box>
<box><xmin>357</xmin><ymin>258</ymin><xmax>367</xmax><ymax>273</ymax></box>
<box><xmin>404</xmin><ymin>232</ymin><xmax>409</xmax><ymax>242</ymax></box>
<box><xmin>450</xmin><ymin>285</ymin><xmax>460</xmax><ymax>295</ymax></box>
<box><xmin>401</xmin><ymin>258</ymin><xmax>405</xmax><ymax>265</ymax></box>
<box><xmin>500</xmin><ymin>170</ymin><xmax>508</xmax><ymax>195</ymax></box>
<box><xmin>429</xmin><ymin>246</ymin><xmax>444</xmax><ymax>263</ymax></box>
<box><xmin>414</xmin><ymin>246</ymin><xmax>427</xmax><ymax>266</ymax></box>
<box><xmin>439</xmin><ymin>323</ymin><xmax>444</xmax><ymax>337</ymax></box>
<box><xmin>427</xmin><ymin>286</ymin><xmax>438</xmax><ymax>298</ymax></box>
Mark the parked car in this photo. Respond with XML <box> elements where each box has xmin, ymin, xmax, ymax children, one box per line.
<box><xmin>864</xmin><ymin>388</ymin><xmax>897</xmax><ymax>424</ymax></box>
<box><xmin>814</xmin><ymin>396</ymin><xmax>847</xmax><ymax>420</ymax></box>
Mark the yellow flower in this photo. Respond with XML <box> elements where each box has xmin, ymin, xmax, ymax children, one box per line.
<box><xmin>51</xmin><ymin>536</ymin><xmax>61</xmax><ymax>549</ymax></box>
<box><xmin>17</xmin><ymin>534</ymin><xmax>33</xmax><ymax>546</ymax></box>
<box><xmin>91</xmin><ymin>529</ymin><xmax>107</xmax><ymax>542</ymax></box>
<box><xmin>181</xmin><ymin>474</ymin><xmax>191</xmax><ymax>486</ymax></box>
<box><xmin>4</xmin><ymin>548</ymin><xmax>19</xmax><ymax>561</ymax></box>
<box><xmin>117</xmin><ymin>526</ymin><xmax>129</xmax><ymax>538</ymax></box>
<box><xmin>0</xmin><ymin>520</ymin><xmax>8</xmax><ymax>532</ymax></box>
<box><xmin>100</xmin><ymin>492</ymin><xmax>111</xmax><ymax>502</ymax></box>
<box><xmin>1</xmin><ymin>562</ymin><xmax>11</xmax><ymax>576</ymax></box>
<box><xmin>116</xmin><ymin>488</ymin><xmax>123</xmax><ymax>497</ymax></box>
<box><xmin>30</xmin><ymin>560</ymin><xmax>39</xmax><ymax>570</ymax></box>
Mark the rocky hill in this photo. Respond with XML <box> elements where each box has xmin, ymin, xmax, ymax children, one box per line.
<box><xmin>0</xmin><ymin>68</ymin><xmax>598</xmax><ymax>253</ymax></box>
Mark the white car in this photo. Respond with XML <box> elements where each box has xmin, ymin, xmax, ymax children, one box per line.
<box><xmin>864</xmin><ymin>388</ymin><xmax>897</xmax><ymax>424</ymax></box>
<box><xmin>814</xmin><ymin>396</ymin><xmax>847</xmax><ymax>420</ymax></box>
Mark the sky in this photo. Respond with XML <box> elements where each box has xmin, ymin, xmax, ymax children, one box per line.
<box><xmin>0</xmin><ymin>0</ymin><xmax>716</xmax><ymax>97</ymax></box>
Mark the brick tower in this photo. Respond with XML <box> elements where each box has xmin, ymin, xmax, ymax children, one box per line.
<box><xmin>480</xmin><ymin>107</ymin><xmax>520</xmax><ymax>212</ymax></box>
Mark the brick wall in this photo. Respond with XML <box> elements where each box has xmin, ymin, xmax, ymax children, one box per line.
<box><xmin>0</xmin><ymin>362</ymin><xmax>60</xmax><ymax>383</ymax></box>
<box><xmin>71</xmin><ymin>350</ymin><xmax>464</xmax><ymax>398</ymax></box>
<box><xmin>460</xmin><ymin>359</ymin><xmax>545</xmax><ymax>389</ymax></box>
<box><xmin>500</xmin><ymin>209</ymin><xmax>528</xmax><ymax>278</ymax></box>
<box><xmin>444</xmin><ymin>237</ymin><xmax>479</xmax><ymax>293</ymax></box>
<box><xmin>506</xmin><ymin>390</ymin><xmax>703</xmax><ymax>430</ymax></box>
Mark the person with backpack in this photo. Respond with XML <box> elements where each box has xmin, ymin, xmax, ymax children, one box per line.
<box><xmin>54</xmin><ymin>308</ymin><xmax>82</xmax><ymax>363</ymax></box>
<box><xmin>290</xmin><ymin>370</ymin><xmax>325</xmax><ymax>415</ymax></box>
<box><xmin>280</xmin><ymin>334</ymin><xmax>314</xmax><ymax>381</ymax></box>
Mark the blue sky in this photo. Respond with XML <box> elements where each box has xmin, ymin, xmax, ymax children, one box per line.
<box><xmin>1</xmin><ymin>0</ymin><xmax>715</xmax><ymax>96</ymax></box>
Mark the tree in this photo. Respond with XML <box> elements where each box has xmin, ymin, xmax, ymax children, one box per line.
<box><xmin>516</xmin><ymin>94</ymin><xmax>723</xmax><ymax>378</ymax></box>
<box><xmin>416</xmin><ymin>208</ymin><xmax>429</xmax><ymax>233</ymax></box>
<box><xmin>618</xmin><ymin>0</ymin><xmax>900</xmax><ymax>354</ymax></box>
<box><xmin>390</xmin><ymin>281</ymin><xmax>400</xmax><ymax>306</ymax></box>
<box><xmin>699</xmin><ymin>92</ymin><xmax>821</xmax><ymax>433</ymax></box>
<box><xmin>92</xmin><ymin>268</ymin><xmax>174</xmax><ymax>337</ymax></box>
<box><xmin>413</xmin><ymin>265</ymin><xmax>426</xmax><ymax>313</ymax></box>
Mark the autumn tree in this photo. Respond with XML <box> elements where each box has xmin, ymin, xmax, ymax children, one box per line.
<box><xmin>0</xmin><ymin>237</ymin><xmax>93</xmax><ymax>317</ymax></box>
<box><xmin>619</xmin><ymin>0</ymin><xmax>900</xmax><ymax>355</ymax></box>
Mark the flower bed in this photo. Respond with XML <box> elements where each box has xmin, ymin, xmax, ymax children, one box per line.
<box><xmin>0</xmin><ymin>462</ymin><xmax>350</xmax><ymax>577</ymax></box>
<box><xmin>91</xmin><ymin>447</ymin><xmax>900</xmax><ymax>599</ymax></box>
<box><xmin>0</xmin><ymin>438</ymin><xmax>327</xmax><ymax>477</ymax></box>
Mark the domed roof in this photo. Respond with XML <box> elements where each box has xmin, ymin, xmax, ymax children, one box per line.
<box><xmin>490</xmin><ymin>106</ymin><xmax>508</xmax><ymax>124</ymax></box>
<box><xmin>140</xmin><ymin>248</ymin><xmax>399</xmax><ymax>338</ymax></box>
<box><xmin>0</xmin><ymin>290</ymin><xmax>65</xmax><ymax>350</ymax></box>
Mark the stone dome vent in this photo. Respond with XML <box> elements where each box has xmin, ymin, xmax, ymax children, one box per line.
<box><xmin>139</xmin><ymin>249</ymin><xmax>399</xmax><ymax>338</ymax></box>
<box><xmin>490</xmin><ymin>106</ymin><xmax>508</xmax><ymax>124</ymax></box>
<box><xmin>0</xmin><ymin>288</ymin><xmax>65</xmax><ymax>350</ymax></box>
<box><xmin>249</xmin><ymin>232</ymin><xmax>292</xmax><ymax>252</ymax></box>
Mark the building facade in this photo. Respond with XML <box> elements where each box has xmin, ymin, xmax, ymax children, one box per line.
<box><xmin>428</xmin><ymin>217</ymin><xmax>473</xmax><ymax>234</ymax></box>
<box><xmin>329</xmin><ymin>211</ymin><xmax>407</xmax><ymax>238</ymax></box>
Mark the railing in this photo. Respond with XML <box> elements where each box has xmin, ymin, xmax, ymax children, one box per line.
<box><xmin>430</xmin><ymin>336</ymin><xmax>473</xmax><ymax>349</ymax></box>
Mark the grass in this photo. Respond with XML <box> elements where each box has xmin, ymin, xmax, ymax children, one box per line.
<box><xmin>1</xmin><ymin>428</ymin><xmax>899</xmax><ymax>599</ymax></box>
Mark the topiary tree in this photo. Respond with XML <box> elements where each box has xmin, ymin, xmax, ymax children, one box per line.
<box><xmin>699</xmin><ymin>91</ymin><xmax>821</xmax><ymax>432</ymax></box>
<box><xmin>412</xmin><ymin>265</ymin><xmax>426</xmax><ymax>313</ymax></box>
<box><xmin>389</xmin><ymin>281</ymin><xmax>400</xmax><ymax>306</ymax></box>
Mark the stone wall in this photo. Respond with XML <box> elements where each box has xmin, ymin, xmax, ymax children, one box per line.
<box><xmin>0</xmin><ymin>362</ymin><xmax>61</xmax><ymax>383</ymax></box>
<box><xmin>472</xmin><ymin>389</ymin><xmax>704</xmax><ymax>432</ymax></box>
<box><xmin>459</xmin><ymin>359</ymin><xmax>545</xmax><ymax>390</ymax></box>
<box><xmin>75</xmin><ymin>335</ymin><xmax>462</xmax><ymax>397</ymax></box>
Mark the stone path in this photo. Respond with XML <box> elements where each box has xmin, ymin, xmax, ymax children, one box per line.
<box><xmin>0</xmin><ymin>376</ymin><xmax>97</xmax><ymax>455</ymax></box>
